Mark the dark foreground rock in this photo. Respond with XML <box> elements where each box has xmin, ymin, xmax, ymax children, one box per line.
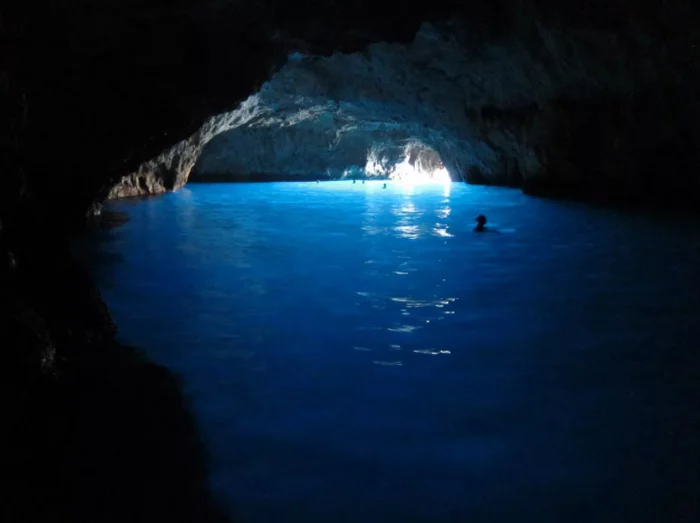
<box><xmin>1</xmin><ymin>223</ymin><xmax>229</xmax><ymax>522</ymax></box>
<box><xmin>4</xmin><ymin>344</ymin><xmax>230</xmax><ymax>523</ymax></box>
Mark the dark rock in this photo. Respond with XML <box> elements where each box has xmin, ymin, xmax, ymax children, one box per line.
<box><xmin>1</xmin><ymin>225</ymin><xmax>230</xmax><ymax>522</ymax></box>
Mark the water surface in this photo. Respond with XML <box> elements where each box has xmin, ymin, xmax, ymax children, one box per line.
<box><xmin>87</xmin><ymin>182</ymin><xmax>700</xmax><ymax>522</ymax></box>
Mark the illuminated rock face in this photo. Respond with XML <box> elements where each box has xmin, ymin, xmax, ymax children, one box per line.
<box><xmin>187</xmin><ymin>21</ymin><xmax>633</xmax><ymax>186</ymax></box>
<box><xmin>110</xmin><ymin>16</ymin><xmax>699</xmax><ymax>199</ymax></box>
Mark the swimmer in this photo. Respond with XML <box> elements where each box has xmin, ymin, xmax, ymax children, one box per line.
<box><xmin>353</xmin><ymin>179</ymin><xmax>356</xmax><ymax>184</ymax></box>
<box><xmin>474</xmin><ymin>214</ymin><xmax>487</xmax><ymax>232</ymax></box>
<box><xmin>383</xmin><ymin>183</ymin><xmax>387</xmax><ymax>189</ymax></box>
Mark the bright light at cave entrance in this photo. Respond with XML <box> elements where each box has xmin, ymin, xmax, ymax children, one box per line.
<box><xmin>389</xmin><ymin>157</ymin><xmax>451</xmax><ymax>186</ymax></box>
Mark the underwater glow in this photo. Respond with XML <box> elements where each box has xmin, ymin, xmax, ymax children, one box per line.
<box><xmin>95</xmin><ymin>182</ymin><xmax>700</xmax><ymax>523</ymax></box>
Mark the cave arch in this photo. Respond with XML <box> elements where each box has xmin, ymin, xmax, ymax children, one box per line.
<box><xmin>102</xmin><ymin>8</ymin><xmax>700</xmax><ymax>208</ymax></box>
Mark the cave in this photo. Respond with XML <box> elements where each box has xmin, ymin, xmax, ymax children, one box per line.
<box><xmin>2</xmin><ymin>1</ymin><xmax>700</xmax><ymax>522</ymax></box>
<box><xmin>109</xmin><ymin>17</ymin><xmax>700</xmax><ymax>199</ymax></box>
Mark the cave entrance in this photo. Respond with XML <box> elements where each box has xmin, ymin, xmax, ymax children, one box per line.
<box><xmin>363</xmin><ymin>141</ymin><xmax>451</xmax><ymax>186</ymax></box>
<box><xmin>193</xmin><ymin>126</ymin><xmax>453</xmax><ymax>185</ymax></box>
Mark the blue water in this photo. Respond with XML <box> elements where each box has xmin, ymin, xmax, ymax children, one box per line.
<box><xmin>86</xmin><ymin>182</ymin><xmax>700</xmax><ymax>522</ymax></box>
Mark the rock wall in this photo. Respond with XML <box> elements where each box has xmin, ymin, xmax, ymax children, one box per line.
<box><xmin>115</xmin><ymin>11</ymin><xmax>700</xmax><ymax>204</ymax></box>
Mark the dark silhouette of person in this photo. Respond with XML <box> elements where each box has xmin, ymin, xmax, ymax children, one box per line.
<box><xmin>353</xmin><ymin>179</ymin><xmax>356</xmax><ymax>184</ymax></box>
<box><xmin>383</xmin><ymin>183</ymin><xmax>387</xmax><ymax>189</ymax></box>
<box><xmin>362</xmin><ymin>180</ymin><xmax>365</xmax><ymax>184</ymax></box>
<box><xmin>474</xmin><ymin>214</ymin><xmax>487</xmax><ymax>232</ymax></box>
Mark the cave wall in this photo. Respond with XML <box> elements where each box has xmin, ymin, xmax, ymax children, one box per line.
<box><xmin>5</xmin><ymin>0</ymin><xmax>700</xmax><ymax>221</ymax></box>
<box><xmin>115</xmin><ymin>8</ymin><xmax>700</xmax><ymax>202</ymax></box>
<box><xmin>194</xmin><ymin>107</ymin><xmax>436</xmax><ymax>179</ymax></box>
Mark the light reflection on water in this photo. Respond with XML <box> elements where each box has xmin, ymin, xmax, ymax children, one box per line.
<box><xmin>86</xmin><ymin>181</ymin><xmax>700</xmax><ymax>523</ymax></box>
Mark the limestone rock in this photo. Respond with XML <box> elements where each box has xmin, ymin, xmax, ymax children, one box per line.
<box><xmin>113</xmin><ymin>18</ymin><xmax>664</xmax><ymax>194</ymax></box>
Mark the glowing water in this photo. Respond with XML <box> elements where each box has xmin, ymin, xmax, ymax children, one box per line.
<box><xmin>86</xmin><ymin>182</ymin><xmax>700</xmax><ymax>523</ymax></box>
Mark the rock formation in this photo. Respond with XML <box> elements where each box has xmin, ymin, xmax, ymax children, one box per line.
<box><xmin>112</xmin><ymin>9</ymin><xmax>700</xmax><ymax>203</ymax></box>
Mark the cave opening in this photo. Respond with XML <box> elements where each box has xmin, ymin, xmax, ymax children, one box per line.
<box><xmin>193</xmin><ymin>123</ymin><xmax>454</xmax><ymax>185</ymax></box>
<box><xmin>184</xmin><ymin>31</ymin><xmax>479</xmax><ymax>190</ymax></box>
<box><xmin>364</xmin><ymin>141</ymin><xmax>451</xmax><ymax>185</ymax></box>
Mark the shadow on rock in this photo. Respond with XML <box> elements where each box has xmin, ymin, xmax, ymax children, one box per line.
<box><xmin>1</xmin><ymin>228</ymin><xmax>231</xmax><ymax>522</ymax></box>
<box><xmin>4</xmin><ymin>342</ymin><xmax>232</xmax><ymax>523</ymax></box>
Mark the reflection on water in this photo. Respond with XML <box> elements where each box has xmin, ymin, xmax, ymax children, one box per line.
<box><xmin>387</xmin><ymin>324</ymin><xmax>421</xmax><ymax>332</ymax></box>
<box><xmin>393</xmin><ymin>199</ymin><xmax>421</xmax><ymax>239</ymax></box>
<box><xmin>89</xmin><ymin>181</ymin><xmax>700</xmax><ymax>523</ymax></box>
<box><xmin>432</xmin><ymin>227</ymin><xmax>453</xmax><ymax>238</ymax></box>
<box><xmin>389</xmin><ymin>296</ymin><xmax>457</xmax><ymax>308</ymax></box>
<box><xmin>389</xmin><ymin>188</ymin><xmax>454</xmax><ymax>240</ymax></box>
<box><xmin>372</xmin><ymin>360</ymin><xmax>403</xmax><ymax>366</ymax></box>
<box><xmin>435</xmin><ymin>192</ymin><xmax>453</xmax><ymax>238</ymax></box>
<box><xmin>436</xmin><ymin>202</ymin><xmax>451</xmax><ymax>220</ymax></box>
<box><xmin>413</xmin><ymin>349</ymin><xmax>451</xmax><ymax>355</ymax></box>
